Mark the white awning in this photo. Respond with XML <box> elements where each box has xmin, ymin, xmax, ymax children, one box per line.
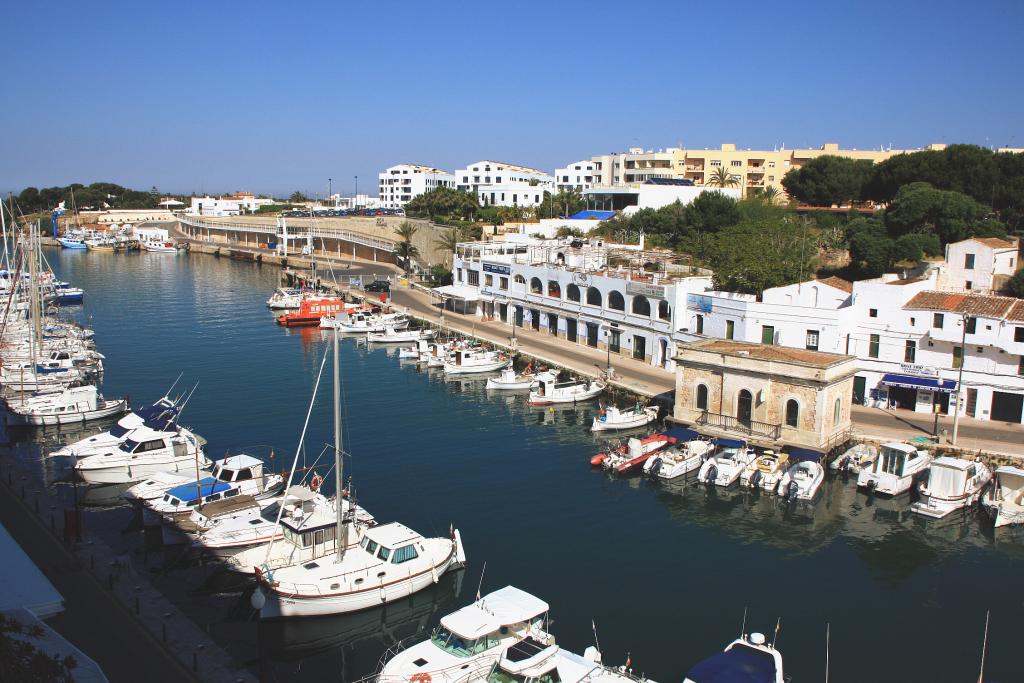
<box><xmin>434</xmin><ymin>284</ymin><xmax>492</xmax><ymax>302</ymax></box>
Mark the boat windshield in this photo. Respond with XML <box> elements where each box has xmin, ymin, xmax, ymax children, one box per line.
<box><xmin>120</xmin><ymin>438</ymin><xmax>140</xmax><ymax>453</ymax></box>
<box><xmin>109</xmin><ymin>424</ymin><xmax>130</xmax><ymax>438</ymax></box>
<box><xmin>430</xmin><ymin>626</ymin><xmax>498</xmax><ymax>657</ymax></box>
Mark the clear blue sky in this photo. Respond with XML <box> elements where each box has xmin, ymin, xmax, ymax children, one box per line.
<box><xmin>2</xmin><ymin>0</ymin><xmax>1021</xmax><ymax>198</ymax></box>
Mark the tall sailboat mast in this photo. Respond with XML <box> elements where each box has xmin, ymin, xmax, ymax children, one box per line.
<box><xmin>333</xmin><ymin>325</ymin><xmax>346</xmax><ymax>560</ymax></box>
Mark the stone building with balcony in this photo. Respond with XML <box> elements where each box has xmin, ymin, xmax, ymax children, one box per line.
<box><xmin>673</xmin><ymin>339</ymin><xmax>856</xmax><ymax>451</ymax></box>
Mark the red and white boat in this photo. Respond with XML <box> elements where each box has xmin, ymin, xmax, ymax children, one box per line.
<box><xmin>276</xmin><ymin>298</ymin><xmax>363</xmax><ymax>327</ymax></box>
<box><xmin>591</xmin><ymin>431</ymin><xmax>675</xmax><ymax>473</ymax></box>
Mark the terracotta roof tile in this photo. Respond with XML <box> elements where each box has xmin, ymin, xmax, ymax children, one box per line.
<box><xmin>904</xmin><ymin>290</ymin><xmax>1019</xmax><ymax>319</ymax></box>
<box><xmin>1008</xmin><ymin>301</ymin><xmax>1024</xmax><ymax>322</ymax></box>
<box><xmin>686</xmin><ymin>339</ymin><xmax>851</xmax><ymax>368</ymax></box>
<box><xmin>816</xmin><ymin>276</ymin><xmax>853</xmax><ymax>293</ymax></box>
<box><xmin>973</xmin><ymin>237</ymin><xmax>1016</xmax><ymax>249</ymax></box>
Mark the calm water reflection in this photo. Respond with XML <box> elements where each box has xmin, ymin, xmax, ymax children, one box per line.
<box><xmin>0</xmin><ymin>249</ymin><xmax>1020</xmax><ymax>682</ymax></box>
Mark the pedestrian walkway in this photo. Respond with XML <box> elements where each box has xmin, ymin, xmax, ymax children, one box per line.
<box><xmin>851</xmin><ymin>404</ymin><xmax>1024</xmax><ymax>459</ymax></box>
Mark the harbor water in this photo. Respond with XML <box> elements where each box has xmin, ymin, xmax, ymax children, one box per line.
<box><xmin>4</xmin><ymin>248</ymin><xmax>1023</xmax><ymax>682</ymax></box>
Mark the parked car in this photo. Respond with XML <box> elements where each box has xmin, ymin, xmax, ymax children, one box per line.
<box><xmin>365</xmin><ymin>280</ymin><xmax>390</xmax><ymax>292</ymax></box>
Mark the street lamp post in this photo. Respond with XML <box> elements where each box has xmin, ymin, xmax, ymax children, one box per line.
<box><xmin>951</xmin><ymin>313</ymin><xmax>969</xmax><ymax>445</ymax></box>
<box><xmin>354</xmin><ymin>176</ymin><xmax>359</xmax><ymax>208</ymax></box>
<box><xmin>329</xmin><ymin>178</ymin><xmax>332</xmax><ymax>206</ymax></box>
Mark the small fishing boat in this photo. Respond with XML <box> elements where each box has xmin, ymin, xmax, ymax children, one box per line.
<box><xmin>321</xmin><ymin>310</ymin><xmax>409</xmax><ymax>332</ymax></box>
<box><xmin>85</xmin><ymin>236</ymin><xmax>121</xmax><ymax>252</ymax></box>
<box><xmin>398</xmin><ymin>338</ymin><xmax>432</xmax><ymax>360</ymax></box>
<box><xmin>644</xmin><ymin>433</ymin><xmax>714</xmax><ymax>479</ymax></box>
<box><xmin>777</xmin><ymin>459</ymin><xmax>825</xmax><ymax>501</ymax></box>
<box><xmin>5</xmin><ymin>385</ymin><xmax>128</xmax><ymax>426</ymax></box>
<box><xmin>266</xmin><ymin>287</ymin><xmax>327</xmax><ymax>310</ymax></box>
<box><xmin>591</xmin><ymin>402</ymin><xmax>658</xmax><ymax>432</ymax></box>
<box><xmin>684</xmin><ymin>631</ymin><xmax>785</xmax><ymax>683</ymax></box>
<box><xmin>442</xmin><ymin>348</ymin><xmax>511</xmax><ymax>375</ymax></box>
<box><xmin>857</xmin><ymin>442</ymin><xmax>932</xmax><ymax>496</ymax></box>
<box><xmin>485</xmin><ymin>365</ymin><xmax>550</xmax><ymax>390</ymax></box>
<box><xmin>697</xmin><ymin>440</ymin><xmax>757</xmax><ymax>487</ymax></box>
<box><xmin>912</xmin><ymin>456</ymin><xmax>992</xmax><ymax>518</ymax></box>
<box><xmin>278</xmin><ymin>298</ymin><xmax>357</xmax><ymax>327</ymax></box>
<box><xmin>739</xmin><ymin>451</ymin><xmax>790</xmax><ymax>492</ymax></box>
<box><xmin>982</xmin><ymin>465</ymin><xmax>1024</xmax><ymax>528</ymax></box>
<box><xmin>143</xmin><ymin>239</ymin><xmax>178</xmax><ymax>253</ymax></box>
<box><xmin>830</xmin><ymin>442</ymin><xmax>878</xmax><ymax>474</ymax></box>
<box><xmin>366</xmin><ymin>326</ymin><xmax>435</xmax><ymax>343</ymax></box>
<box><xmin>591</xmin><ymin>430</ymin><xmax>675</xmax><ymax>472</ymax></box>
<box><xmin>528</xmin><ymin>375</ymin><xmax>605</xmax><ymax>405</ymax></box>
<box><xmin>57</xmin><ymin>235</ymin><xmax>88</xmax><ymax>249</ymax></box>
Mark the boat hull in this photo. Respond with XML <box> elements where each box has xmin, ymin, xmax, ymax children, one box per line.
<box><xmin>76</xmin><ymin>456</ymin><xmax>200</xmax><ymax>485</ymax></box>
<box><xmin>6</xmin><ymin>399</ymin><xmax>128</xmax><ymax>427</ymax></box>
<box><xmin>443</xmin><ymin>358</ymin><xmax>511</xmax><ymax>375</ymax></box>
<box><xmin>591</xmin><ymin>408</ymin><xmax>658</xmax><ymax>432</ymax></box>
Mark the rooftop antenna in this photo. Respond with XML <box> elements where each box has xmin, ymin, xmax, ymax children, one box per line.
<box><xmin>739</xmin><ymin>607</ymin><xmax>748</xmax><ymax>639</ymax></box>
<box><xmin>977</xmin><ymin>610</ymin><xmax>990</xmax><ymax>683</ymax></box>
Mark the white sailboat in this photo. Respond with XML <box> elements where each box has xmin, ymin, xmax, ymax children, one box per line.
<box><xmin>251</xmin><ymin>326</ymin><xmax>465</xmax><ymax>619</ymax></box>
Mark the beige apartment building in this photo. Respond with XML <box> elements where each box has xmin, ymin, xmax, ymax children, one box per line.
<box><xmin>590</xmin><ymin>143</ymin><xmax>953</xmax><ymax>199</ymax></box>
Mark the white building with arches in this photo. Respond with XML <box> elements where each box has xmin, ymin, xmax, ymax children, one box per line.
<box><xmin>450</xmin><ymin>238</ymin><xmax>711</xmax><ymax>370</ymax></box>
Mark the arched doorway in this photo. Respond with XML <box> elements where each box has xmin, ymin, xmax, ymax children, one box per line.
<box><xmin>659</xmin><ymin>338</ymin><xmax>669</xmax><ymax>368</ymax></box>
<box><xmin>737</xmin><ymin>389</ymin><xmax>753</xmax><ymax>427</ymax></box>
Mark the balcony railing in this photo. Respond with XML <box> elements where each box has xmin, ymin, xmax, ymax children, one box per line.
<box><xmin>696</xmin><ymin>411</ymin><xmax>781</xmax><ymax>441</ymax></box>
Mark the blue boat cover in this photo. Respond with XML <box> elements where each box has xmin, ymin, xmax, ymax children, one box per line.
<box><xmin>663</xmin><ymin>427</ymin><xmax>700</xmax><ymax>442</ymax></box>
<box><xmin>167</xmin><ymin>478</ymin><xmax>230</xmax><ymax>502</ymax></box>
<box><xmin>138</xmin><ymin>402</ymin><xmax>180</xmax><ymax>430</ymax></box>
<box><xmin>787</xmin><ymin>447</ymin><xmax>824</xmax><ymax>462</ymax></box>
<box><xmin>686</xmin><ymin>644</ymin><xmax>778</xmax><ymax>683</ymax></box>
<box><xmin>568</xmin><ymin>210</ymin><xmax>616</xmax><ymax>220</ymax></box>
<box><xmin>713</xmin><ymin>437</ymin><xmax>746</xmax><ymax>448</ymax></box>
<box><xmin>881</xmin><ymin>373</ymin><xmax>957</xmax><ymax>393</ymax></box>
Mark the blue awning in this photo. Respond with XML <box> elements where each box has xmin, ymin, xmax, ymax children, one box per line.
<box><xmin>167</xmin><ymin>478</ymin><xmax>230</xmax><ymax>502</ymax></box>
<box><xmin>686</xmin><ymin>644</ymin><xmax>779</xmax><ymax>683</ymax></box>
<box><xmin>882</xmin><ymin>373</ymin><xmax>957</xmax><ymax>393</ymax></box>
<box><xmin>663</xmin><ymin>427</ymin><xmax>700</xmax><ymax>443</ymax></box>
<box><xmin>787</xmin><ymin>447</ymin><xmax>824</xmax><ymax>462</ymax></box>
<box><xmin>713</xmin><ymin>437</ymin><xmax>746</xmax><ymax>448</ymax></box>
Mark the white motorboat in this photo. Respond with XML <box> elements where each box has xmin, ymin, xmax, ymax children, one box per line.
<box><xmin>368</xmin><ymin>326</ymin><xmax>434</xmax><ymax>343</ymax></box>
<box><xmin>831</xmin><ymin>442</ymin><xmax>878</xmax><ymax>474</ymax></box>
<box><xmin>486</xmin><ymin>642</ymin><xmax>651</xmax><ymax>683</ymax></box>
<box><xmin>683</xmin><ymin>631</ymin><xmax>784</xmax><ymax>683</ymax></box>
<box><xmin>644</xmin><ymin>436</ymin><xmax>714</xmax><ymax>480</ymax></box>
<box><xmin>375</xmin><ymin>586</ymin><xmax>551</xmax><ymax>683</ymax></box>
<box><xmin>73</xmin><ymin>424</ymin><xmax>208</xmax><ymax>484</ymax></box>
<box><xmin>777</xmin><ymin>459</ymin><xmax>825</xmax><ymax>501</ymax></box>
<box><xmin>912</xmin><ymin>456</ymin><xmax>992</xmax><ymax>518</ymax></box>
<box><xmin>5</xmin><ymin>385</ymin><xmax>128</xmax><ymax>426</ymax></box>
<box><xmin>321</xmin><ymin>311</ymin><xmax>409</xmax><ymax>332</ymax></box>
<box><xmin>484</xmin><ymin>366</ymin><xmax>551</xmax><ymax>390</ymax></box>
<box><xmin>443</xmin><ymin>348</ymin><xmax>511</xmax><ymax>375</ymax></box>
<box><xmin>266</xmin><ymin>287</ymin><xmax>329</xmax><ymax>310</ymax></box>
<box><xmin>398</xmin><ymin>339</ymin><xmax>432</xmax><ymax>361</ymax></box>
<box><xmin>0</xmin><ymin>363</ymin><xmax>83</xmax><ymax>393</ymax></box>
<box><xmin>857</xmin><ymin>442</ymin><xmax>932</xmax><ymax>496</ymax></box>
<box><xmin>50</xmin><ymin>396</ymin><xmax>179</xmax><ymax>459</ymax></box>
<box><xmin>982</xmin><ymin>465</ymin><xmax>1024</xmax><ymax>528</ymax></box>
<box><xmin>146</xmin><ymin>454</ymin><xmax>285</xmax><ymax>518</ymax></box>
<box><xmin>591</xmin><ymin>402</ymin><xmax>659</xmax><ymax>432</ymax></box>
<box><xmin>528</xmin><ymin>375</ymin><xmax>605</xmax><ymax>405</ymax></box>
<box><xmin>697</xmin><ymin>441</ymin><xmax>757</xmax><ymax>487</ymax></box>
<box><xmin>739</xmin><ymin>451</ymin><xmax>790</xmax><ymax>492</ymax></box>
<box><xmin>142</xmin><ymin>239</ymin><xmax>178</xmax><ymax>253</ymax></box>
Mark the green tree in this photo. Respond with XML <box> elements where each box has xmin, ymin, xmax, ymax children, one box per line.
<box><xmin>883</xmin><ymin>182</ymin><xmax>994</xmax><ymax>244</ymax></box>
<box><xmin>781</xmin><ymin>155</ymin><xmax>873</xmax><ymax>206</ymax></box>
<box><xmin>536</xmin><ymin>190</ymin><xmax>586</xmax><ymax>219</ymax></box>
<box><xmin>759</xmin><ymin>185</ymin><xmax>782</xmax><ymax>205</ymax></box>
<box><xmin>289</xmin><ymin>191</ymin><xmax>310</xmax><ymax>203</ymax></box>
<box><xmin>393</xmin><ymin>221</ymin><xmax>420</xmax><ymax>275</ymax></box>
<box><xmin>706</xmin><ymin>214</ymin><xmax>817</xmax><ymax>293</ymax></box>
<box><xmin>685</xmin><ymin>191</ymin><xmax>740</xmax><ymax>234</ymax></box>
<box><xmin>706</xmin><ymin>167</ymin><xmax>740</xmax><ymax>188</ymax></box>
<box><xmin>434</xmin><ymin>227</ymin><xmax>463</xmax><ymax>266</ymax></box>
<box><xmin>406</xmin><ymin>187</ymin><xmax>480</xmax><ymax>220</ymax></box>
<box><xmin>847</xmin><ymin>217</ymin><xmax>893</xmax><ymax>278</ymax></box>
<box><xmin>1004</xmin><ymin>269</ymin><xmax>1024</xmax><ymax>298</ymax></box>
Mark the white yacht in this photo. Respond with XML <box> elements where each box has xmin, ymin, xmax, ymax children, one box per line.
<box><xmin>367</xmin><ymin>327</ymin><xmax>434</xmax><ymax>343</ymax></box>
<box><xmin>982</xmin><ymin>465</ymin><xmax>1024</xmax><ymax>527</ymax></box>
<box><xmin>266</xmin><ymin>288</ymin><xmax>307</xmax><ymax>310</ymax></box>
<box><xmin>739</xmin><ymin>451</ymin><xmax>790</xmax><ymax>492</ymax></box>
<box><xmin>777</xmin><ymin>459</ymin><xmax>825</xmax><ymax>501</ymax></box>
<box><xmin>912</xmin><ymin>456</ymin><xmax>992</xmax><ymax>518</ymax></box>
<box><xmin>5</xmin><ymin>385</ymin><xmax>128</xmax><ymax>426</ymax></box>
<box><xmin>443</xmin><ymin>348</ymin><xmax>511</xmax><ymax>375</ymax></box>
<box><xmin>73</xmin><ymin>424</ymin><xmax>208</xmax><ymax>484</ymax></box>
<box><xmin>857</xmin><ymin>442</ymin><xmax>932</xmax><ymax>496</ymax></box>
<box><xmin>321</xmin><ymin>311</ymin><xmax>409</xmax><ymax>332</ymax></box>
<box><xmin>697</xmin><ymin>441</ymin><xmax>757</xmax><ymax>487</ymax></box>
<box><xmin>591</xmin><ymin>403</ymin><xmax>659</xmax><ymax>432</ymax></box>
<box><xmin>483</xmin><ymin>642</ymin><xmax>654</xmax><ymax>683</ymax></box>
<box><xmin>683</xmin><ymin>632</ymin><xmax>784</xmax><ymax>683</ymax></box>
<box><xmin>146</xmin><ymin>454</ymin><xmax>285</xmax><ymax>518</ymax></box>
<box><xmin>644</xmin><ymin>436</ymin><xmax>714</xmax><ymax>480</ymax></box>
<box><xmin>49</xmin><ymin>396</ymin><xmax>179</xmax><ymax>458</ymax></box>
<box><xmin>375</xmin><ymin>586</ymin><xmax>551</xmax><ymax>683</ymax></box>
<box><xmin>528</xmin><ymin>375</ymin><xmax>605</xmax><ymax>405</ymax></box>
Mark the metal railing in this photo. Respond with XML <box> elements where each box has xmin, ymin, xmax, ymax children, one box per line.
<box><xmin>177</xmin><ymin>216</ymin><xmax>397</xmax><ymax>252</ymax></box>
<box><xmin>696</xmin><ymin>410</ymin><xmax>781</xmax><ymax>440</ymax></box>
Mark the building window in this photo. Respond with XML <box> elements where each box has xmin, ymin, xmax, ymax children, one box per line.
<box><xmin>631</xmin><ymin>295</ymin><xmax>651</xmax><ymax>316</ymax></box>
<box><xmin>730</xmin><ymin>160</ymin><xmax>742</xmax><ymax>167</ymax></box>
<box><xmin>964</xmin><ymin>254</ymin><xmax>975</xmax><ymax>269</ymax></box>
<box><xmin>869</xmin><ymin>308</ymin><xmax>878</xmax><ymax>318</ymax></box>
<box><xmin>607</xmin><ymin>291</ymin><xmax>625</xmax><ymax>311</ymax></box>
<box><xmin>965</xmin><ymin>316</ymin><xmax>976</xmax><ymax>334</ymax></box>
<box><xmin>513</xmin><ymin>274</ymin><xmax>526</xmax><ymax>285</ymax></box>
<box><xmin>586</xmin><ymin>287</ymin><xmax>602</xmax><ymax>306</ymax></box>
<box><xmin>761</xmin><ymin>325</ymin><xmax>775</xmax><ymax>345</ymax></box>
<box><xmin>933</xmin><ymin>313</ymin><xmax>944</xmax><ymax>328</ymax></box>
<box><xmin>484</xmin><ymin>274</ymin><xmax>493</xmax><ymax>287</ymax></box>
<box><xmin>833</xmin><ymin>398</ymin><xmax>842</xmax><ymax>424</ymax></box>
<box><xmin>567</xmin><ymin>284</ymin><xmax>581</xmax><ymax>302</ymax></box>
<box><xmin>467</xmin><ymin>270</ymin><xmax>479</xmax><ymax>286</ymax></box>
<box><xmin>529</xmin><ymin>277</ymin><xmax>542</xmax><ymax>294</ymax></box>
<box><xmin>547</xmin><ymin>281</ymin><xmax>561</xmax><ymax>298</ymax></box>
<box><xmin>953</xmin><ymin>346</ymin><xmax>963</xmax><ymax>369</ymax></box>
<box><xmin>785</xmin><ymin>399</ymin><xmax>799</xmax><ymax>428</ymax></box>
<box><xmin>608</xmin><ymin>329</ymin><xmax>621</xmax><ymax>353</ymax></box>
<box><xmin>869</xmin><ymin>334</ymin><xmax>880</xmax><ymax>358</ymax></box>
<box><xmin>726</xmin><ymin>320</ymin><xmax>735</xmax><ymax>340</ymax></box>
<box><xmin>499</xmin><ymin>277</ymin><xmax>508</xmax><ymax>290</ymax></box>
<box><xmin>456</xmin><ymin>268</ymin><xmax>463</xmax><ymax>282</ymax></box>
<box><xmin>696</xmin><ymin>384</ymin><xmax>709</xmax><ymax>411</ymax></box>
<box><xmin>805</xmin><ymin>330</ymin><xmax>819</xmax><ymax>351</ymax></box>
<box><xmin>695</xmin><ymin>314</ymin><xmax>704</xmax><ymax>334</ymax></box>
<box><xmin>710</xmin><ymin>160</ymin><xmax>722</xmax><ymax>167</ymax></box>
<box><xmin>1018</xmin><ymin>357</ymin><xmax>1024</xmax><ymax>376</ymax></box>
<box><xmin>905</xmin><ymin>340</ymin><xmax>916</xmax><ymax>363</ymax></box>
<box><xmin>658</xmin><ymin>300</ymin><xmax>670</xmax><ymax>321</ymax></box>
<box><xmin>1016</xmin><ymin>326</ymin><xmax>1024</xmax><ymax>342</ymax></box>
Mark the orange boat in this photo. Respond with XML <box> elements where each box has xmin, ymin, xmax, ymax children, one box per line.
<box><xmin>276</xmin><ymin>298</ymin><xmax>360</xmax><ymax>327</ymax></box>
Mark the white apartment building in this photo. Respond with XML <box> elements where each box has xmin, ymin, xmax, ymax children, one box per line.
<box><xmin>937</xmin><ymin>237</ymin><xmax>1018</xmax><ymax>293</ymax></box>
<box><xmin>448</xmin><ymin>238</ymin><xmax>711</xmax><ymax>370</ymax></box>
<box><xmin>377</xmin><ymin>164</ymin><xmax>456</xmax><ymax>209</ymax></box>
<box><xmin>554</xmin><ymin>160</ymin><xmax>598</xmax><ymax>192</ymax></box>
<box><xmin>187</xmin><ymin>193</ymin><xmax>275</xmax><ymax>216</ymax></box>
<box><xmin>454</xmin><ymin>161</ymin><xmax>554</xmax><ymax>208</ymax></box>
<box><xmin>584</xmin><ymin>181</ymin><xmax>741</xmax><ymax>213</ymax></box>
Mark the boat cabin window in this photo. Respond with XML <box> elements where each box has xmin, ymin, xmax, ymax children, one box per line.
<box><xmin>377</xmin><ymin>546</ymin><xmax>391</xmax><ymax>561</ymax></box>
<box><xmin>879</xmin><ymin>448</ymin><xmax>906</xmax><ymax>476</ymax></box>
<box><xmin>121</xmin><ymin>438</ymin><xmax>165</xmax><ymax>454</ymax></box>
<box><xmin>391</xmin><ymin>544</ymin><xmax>419</xmax><ymax>564</ymax></box>
<box><xmin>110</xmin><ymin>424</ymin><xmax>130</xmax><ymax>438</ymax></box>
<box><xmin>224</xmin><ymin>489</ymin><xmax>239</xmax><ymax>498</ymax></box>
<box><xmin>234</xmin><ymin>467</ymin><xmax>254</xmax><ymax>481</ymax></box>
<box><xmin>362</xmin><ymin>538</ymin><xmax>379</xmax><ymax>555</ymax></box>
<box><xmin>431</xmin><ymin>626</ymin><xmax>500</xmax><ymax>657</ymax></box>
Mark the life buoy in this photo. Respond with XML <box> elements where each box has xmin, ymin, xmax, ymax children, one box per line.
<box><xmin>310</xmin><ymin>474</ymin><xmax>324</xmax><ymax>491</ymax></box>
<box><xmin>410</xmin><ymin>673</ymin><xmax>432</xmax><ymax>683</ymax></box>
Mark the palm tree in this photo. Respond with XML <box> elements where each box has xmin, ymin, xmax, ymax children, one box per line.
<box><xmin>434</xmin><ymin>227</ymin><xmax>462</xmax><ymax>267</ymax></box>
<box><xmin>393</xmin><ymin>221</ymin><xmax>420</xmax><ymax>276</ymax></box>
<box><xmin>706</xmin><ymin>166</ymin><xmax>740</xmax><ymax>188</ymax></box>
<box><xmin>760</xmin><ymin>186</ymin><xmax>782</xmax><ymax>205</ymax></box>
